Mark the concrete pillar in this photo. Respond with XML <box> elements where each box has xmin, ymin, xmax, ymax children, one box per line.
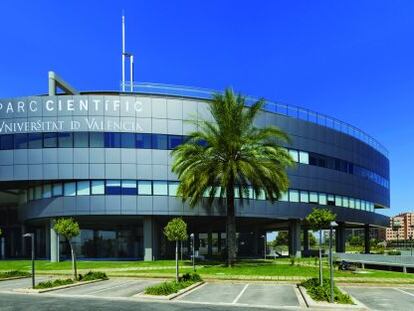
<box><xmin>303</xmin><ymin>228</ymin><xmax>309</xmax><ymax>254</ymax></box>
<box><xmin>45</xmin><ymin>223</ymin><xmax>50</xmax><ymax>260</ymax></box>
<box><xmin>0</xmin><ymin>237</ymin><xmax>5</xmax><ymax>259</ymax></box>
<box><xmin>50</xmin><ymin>220</ymin><xmax>60</xmax><ymax>262</ymax></box>
<box><xmin>21</xmin><ymin>225</ymin><xmax>26</xmax><ymax>257</ymax></box>
<box><xmin>252</xmin><ymin>227</ymin><xmax>259</xmax><ymax>257</ymax></box>
<box><xmin>207</xmin><ymin>231</ymin><xmax>212</xmax><ymax>257</ymax></box>
<box><xmin>335</xmin><ymin>222</ymin><xmax>346</xmax><ymax>253</ymax></box>
<box><xmin>143</xmin><ymin>216</ymin><xmax>153</xmax><ymax>261</ymax></box>
<box><xmin>364</xmin><ymin>225</ymin><xmax>371</xmax><ymax>254</ymax></box>
<box><xmin>289</xmin><ymin>220</ymin><xmax>301</xmax><ymax>258</ymax></box>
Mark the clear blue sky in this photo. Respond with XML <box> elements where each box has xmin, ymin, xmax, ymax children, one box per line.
<box><xmin>0</xmin><ymin>1</ymin><xmax>413</xmax><ymax>216</ymax></box>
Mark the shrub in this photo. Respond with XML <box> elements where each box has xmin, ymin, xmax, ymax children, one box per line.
<box><xmin>388</xmin><ymin>250</ymin><xmax>401</xmax><ymax>255</ymax></box>
<box><xmin>0</xmin><ymin>271</ymin><xmax>31</xmax><ymax>279</ymax></box>
<box><xmin>289</xmin><ymin>256</ymin><xmax>295</xmax><ymax>266</ymax></box>
<box><xmin>78</xmin><ymin>271</ymin><xmax>108</xmax><ymax>281</ymax></box>
<box><xmin>145</xmin><ymin>273</ymin><xmax>202</xmax><ymax>296</ymax></box>
<box><xmin>300</xmin><ymin>278</ymin><xmax>353</xmax><ymax>304</ymax></box>
<box><xmin>35</xmin><ymin>278</ymin><xmax>74</xmax><ymax>289</ymax></box>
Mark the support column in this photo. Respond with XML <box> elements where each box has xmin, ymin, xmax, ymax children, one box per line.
<box><xmin>207</xmin><ymin>231</ymin><xmax>212</xmax><ymax>257</ymax></box>
<box><xmin>289</xmin><ymin>220</ymin><xmax>301</xmax><ymax>258</ymax></box>
<box><xmin>364</xmin><ymin>225</ymin><xmax>371</xmax><ymax>254</ymax></box>
<box><xmin>45</xmin><ymin>223</ymin><xmax>50</xmax><ymax>260</ymax></box>
<box><xmin>303</xmin><ymin>228</ymin><xmax>309</xmax><ymax>257</ymax></box>
<box><xmin>50</xmin><ymin>220</ymin><xmax>60</xmax><ymax>262</ymax></box>
<box><xmin>335</xmin><ymin>222</ymin><xmax>346</xmax><ymax>253</ymax></box>
<box><xmin>21</xmin><ymin>225</ymin><xmax>26</xmax><ymax>257</ymax></box>
<box><xmin>0</xmin><ymin>237</ymin><xmax>4</xmax><ymax>259</ymax></box>
<box><xmin>252</xmin><ymin>226</ymin><xmax>259</xmax><ymax>257</ymax></box>
<box><xmin>143</xmin><ymin>216</ymin><xmax>154</xmax><ymax>261</ymax></box>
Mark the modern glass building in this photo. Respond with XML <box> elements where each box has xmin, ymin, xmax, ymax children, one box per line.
<box><xmin>0</xmin><ymin>74</ymin><xmax>390</xmax><ymax>261</ymax></box>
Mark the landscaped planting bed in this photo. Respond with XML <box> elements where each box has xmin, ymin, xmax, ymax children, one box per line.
<box><xmin>0</xmin><ymin>271</ymin><xmax>31</xmax><ymax>279</ymax></box>
<box><xmin>300</xmin><ymin>278</ymin><xmax>353</xmax><ymax>304</ymax></box>
<box><xmin>34</xmin><ymin>271</ymin><xmax>108</xmax><ymax>290</ymax></box>
<box><xmin>145</xmin><ymin>273</ymin><xmax>202</xmax><ymax>296</ymax></box>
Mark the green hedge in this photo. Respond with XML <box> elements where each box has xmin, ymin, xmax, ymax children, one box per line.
<box><xmin>35</xmin><ymin>278</ymin><xmax>74</xmax><ymax>289</ymax></box>
<box><xmin>300</xmin><ymin>278</ymin><xmax>353</xmax><ymax>304</ymax></box>
<box><xmin>145</xmin><ymin>273</ymin><xmax>202</xmax><ymax>296</ymax></box>
<box><xmin>78</xmin><ymin>271</ymin><xmax>108</xmax><ymax>281</ymax></box>
<box><xmin>0</xmin><ymin>271</ymin><xmax>31</xmax><ymax>279</ymax></box>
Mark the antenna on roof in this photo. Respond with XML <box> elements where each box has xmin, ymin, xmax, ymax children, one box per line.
<box><xmin>121</xmin><ymin>11</ymin><xmax>134</xmax><ymax>92</ymax></box>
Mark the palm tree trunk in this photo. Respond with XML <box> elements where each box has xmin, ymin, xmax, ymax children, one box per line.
<box><xmin>175</xmin><ymin>240</ymin><xmax>179</xmax><ymax>282</ymax></box>
<box><xmin>226</xmin><ymin>183</ymin><xmax>236</xmax><ymax>267</ymax></box>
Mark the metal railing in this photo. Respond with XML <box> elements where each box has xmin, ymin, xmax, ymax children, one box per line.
<box><xmin>121</xmin><ymin>82</ymin><xmax>389</xmax><ymax>157</ymax></box>
<box><xmin>336</xmin><ymin>252</ymin><xmax>414</xmax><ymax>266</ymax></box>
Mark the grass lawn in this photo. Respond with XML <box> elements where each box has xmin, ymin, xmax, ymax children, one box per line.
<box><xmin>1</xmin><ymin>258</ymin><xmax>413</xmax><ymax>283</ymax></box>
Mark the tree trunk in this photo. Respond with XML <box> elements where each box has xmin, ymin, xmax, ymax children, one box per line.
<box><xmin>226</xmin><ymin>183</ymin><xmax>236</xmax><ymax>267</ymax></box>
<box><xmin>69</xmin><ymin>241</ymin><xmax>77</xmax><ymax>280</ymax></box>
<box><xmin>319</xmin><ymin>230</ymin><xmax>323</xmax><ymax>286</ymax></box>
<box><xmin>175</xmin><ymin>240</ymin><xmax>179</xmax><ymax>282</ymax></box>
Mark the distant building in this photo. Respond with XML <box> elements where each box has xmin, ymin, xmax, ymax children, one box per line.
<box><xmin>386</xmin><ymin>213</ymin><xmax>414</xmax><ymax>241</ymax></box>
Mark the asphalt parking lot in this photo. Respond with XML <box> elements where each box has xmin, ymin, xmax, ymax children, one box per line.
<box><xmin>343</xmin><ymin>286</ymin><xmax>414</xmax><ymax>311</ymax></box>
<box><xmin>0</xmin><ymin>276</ymin><xmax>54</xmax><ymax>291</ymax></box>
<box><xmin>177</xmin><ymin>282</ymin><xmax>302</xmax><ymax>308</ymax></box>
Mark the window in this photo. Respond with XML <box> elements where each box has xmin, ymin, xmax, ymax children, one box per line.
<box><xmin>43</xmin><ymin>132</ymin><xmax>57</xmax><ymax>148</ymax></box>
<box><xmin>288</xmin><ymin>150</ymin><xmax>299</xmax><ymax>162</ymax></box>
<box><xmin>300</xmin><ymin>191</ymin><xmax>309</xmax><ymax>203</ymax></box>
<box><xmin>91</xmin><ymin>180</ymin><xmax>105</xmax><ymax>194</ymax></box>
<box><xmin>168</xmin><ymin>181</ymin><xmax>179</xmax><ymax>196</ymax></box>
<box><xmin>43</xmin><ymin>184</ymin><xmax>52</xmax><ymax>198</ymax></box>
<box><xmin>135</xmin><ymin>133</ymin><xmax>152</xmax><ymax>149</ymax></box>
<box><xmin>168</xmin><ymin>135</ymin><xmax>183</xmax><ymax>149</ymax></box>
<box><xmin>89</xmin><ymin>132</ymin><xmax>104</xmax><ymax>147</ymax></box>
<box><xmin>104</xmin><ymin>132</ymin><xmax>121</xmax><ymax>148</ymax></box>
<box><xmin>342</xmin><ymin>197</ymin><xmax>349</xmax><ymax>208</ymax></box>
<box><xmin>28</xmin><ymin>133</ymin><xmax>42</xmax><ymax>149</ymax></box>
<box><xmin>52</xmin><ymin>183</ymin><xmax>63</xmax><ymax>196</ymax></box>
<box><xmin>280</xmin><ymin>191</ymin><xmax>288</xmax><ymax>202</ymax></box>
<box><xmin>121</xmin><ymin>133</ymin><xmax>135</xmax><ymax>148</ymax></box>
<box><xmin>121</xmin><ymin>180</ymin><xmax>137</xmax><ymax>195</ymax></box>
<box><xmin>299</xmin><ymin>151</ymin><xmax>309</xmax><ymax>164</ymax></box>
<box><xmin>289</xmin><ymin>189</ymin><xmax>299</xmax><ymax>202</ymax></box>
<box><xmin>327</xmin><ymin>194</ymin><xmax>335</xmax><ymax>206</ymax></box>
<box><xmin>319</xmin><ymin>193</ymin><xmax>327</xmax><ymax>205</ymax></box>
<box><xmin>28</xmin><ymin>188</ymin><xmax>34</xmax><ymax>201</ymax></box>
<box><xmin>0</xmin><ymin>135</ymin><xmax>13</xmax><ymax>150</ymax></box>
<box><xmin>335</xmin><ymin>195</ymin><xmax>342</xmax><ymax>207</ymax></box>
<box><xmin>152</xmin><ymin>134</ymin><xmax>168</xmax><ymax>149</ymax></box>
<box><xmin>74</xmin><ymin>132</ymin><xmax>89</xmax><ymax>147</ymax></box>
<box><xmin>64</xmin><ymin>182</ymin><xmax>76</xmax><ymax>196</ymax></box>
<box><xmin>361</xmin><ymin>200</ymin><xmax>366</xmax><ymax>211</ymax></box>
<box><xmin>309</xmin><ymin>192</ymin><xmax>318</xmax><ymax>203</ymax></box>
<box><xmin>256</xmin><ymin>189</ymin><xmax>266</xmax><ymax>200</ymax></box>
<box><xmin>349</xmin><ymin>198</ymin><xmax>355</xmax><ymax>209</ymax></box>
<box><xmin>106</xmin><ymin>180</ymin><xmax>121</xmax><ymax>195</ymax></box>
<box><xmin>34</xmin><ymin>186</ymin><xmax>42</xmax><ymax>200</ymax></box>
<box><xmin>153</xmin><ymin>181</ymin><xmax>168</xmax><ymax>195</ymax></box>
<box><xmin>58</xmin><ymin>132</ymin><xmax>73</xmax><ymax>148</ymax></box>
<box><xmin>355</xmin><ymin>199</ymin><xmax>361</xmax><ymax>209</ymax></box>
<box><xmin>77</xmin><ymin>181</ymin><xmax>90</xmax><ymax>195</ymax></box>
<box><xmin>14</xmin><ymin>133</ymin><xmax>28</xmax><ymax>149</ymax></box>
<box><xmin>138</xmin><ymin>181</ymin><xmax>152</xmax><ymax>195</ymax></box>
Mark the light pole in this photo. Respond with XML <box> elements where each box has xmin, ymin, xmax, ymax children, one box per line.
<box><xmin>23</xmin><ymin>233</ymin><xmax>35</xmax><ymax>289</ymax></box>
<box><xmin>190</xmin><ymin>233</ymin><xmax>195</xmax><ymax>271</ymax></box>
<box><xmin>329</xmin><ymin>221</ymin><xmax>338</xmax><ymax>304</ymax></box>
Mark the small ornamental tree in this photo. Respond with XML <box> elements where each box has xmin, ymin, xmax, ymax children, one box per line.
<box><xmin>53</xmin><ymin>218</ymin><xmax>80</xmax><ymax>280</ymax></box>
<box><xmin>164</xmin><ymin>218</ymin><xmax>188</xmax><ymax>281</ymax></box>
<box><xmin>305</xmin><ymin>208</ymin><xmax>336</xmax><ymax>286</ymax></box>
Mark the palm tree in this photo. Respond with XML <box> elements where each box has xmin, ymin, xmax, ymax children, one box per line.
<box><xmin>172</xmin><ymin>88</ymin><xmax>294</xmax><ymax>266</ymax></box>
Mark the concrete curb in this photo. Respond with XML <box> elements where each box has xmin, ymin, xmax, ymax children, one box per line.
<box><xmin>0</xmin><ymin>276</ymin><xmax>30</xmax><ymax>282</ymax></box>
<box><xmin>297</xmin><ymin>285</ymin><xmax>368</xmax><ymax>310</ymax></box>
<box><xmin>134</xmin><ymin>281</ymin><xmax>204</xmax><ymax>300</ymax></box>
<box><xmin>13</xmin><ymin>278</ymin><xmax>107</xmax><ymax>293</ymax></box>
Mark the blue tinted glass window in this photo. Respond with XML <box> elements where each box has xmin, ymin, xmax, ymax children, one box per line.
<box><xmin>28</xmin><ymin>133</ymin><xmax>42</xmax><ymax>149</ymax></box>
<box><xmin>14</xmin><ymin>133</ymin><xmax>28</xmax><ymax>149</ymax></box>
<box><xmin>121</xmin><ymin>180</ymin><xmax>137</xmax><ymax>195</ymax></box>
<box><xmin>121</xmin><ymin>133</ymin><xmax>135</xmax><ymax>148</ymax></box>
<box><xmin>106</xmin><ymin>180</ymin><xmax>121</xmax><ymax>195</ymax></box>
<box><xmin>58</xmin><ymin>132</ymin><xmax>73</xmax><ymax>148</ymax></box>
<box><xmin>89</xmin><ymin>132</ymin><xmax>104</xmax><ymax>147</ymax></box>
<box><xmin>168</xmin><ymin>135</ymin><xmax>183</xmax><ymax>149</ymax></box>
<box><xmin>0</xmin><ymin>135</ymin><xmax>13</xmax><ymax>150</ymax></box>
<box><xmin>152</xmin><ymin>134</ymin><xmax>168</xmax><ymax>149</ymax></box>
<box><xmin>74</xmin><ymin>132</ymin><xmax>89</xmax><ymax>147</ymax></box>
<box><xmin>105</xmin><ymin>133</ymin><xmax>121</xmax><ymax>148</ymax></box>
<box><xmin>43</xmin><ymin>132</ymin><xmax>57</xmax><ymax>148</ymax></box>
<box><xmin>135</xmin><ymin>133</ymin><xmax>152</xmax><ymax>149</ymax></box>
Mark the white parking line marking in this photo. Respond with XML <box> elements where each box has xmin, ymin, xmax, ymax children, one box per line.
<box><xmin>86</xmin><ymin>281</ymin><xmax>135</xmax><ymax>295</ymax></box>
<box><xmin>394</xmin><ymin>288</ymin><xmax>414</xmax><ymax>298</ymax></box>
<box><xmin>232</xmin><ymin>283</ymin><xmax>249</xmax><ymax>304</ymax></box>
